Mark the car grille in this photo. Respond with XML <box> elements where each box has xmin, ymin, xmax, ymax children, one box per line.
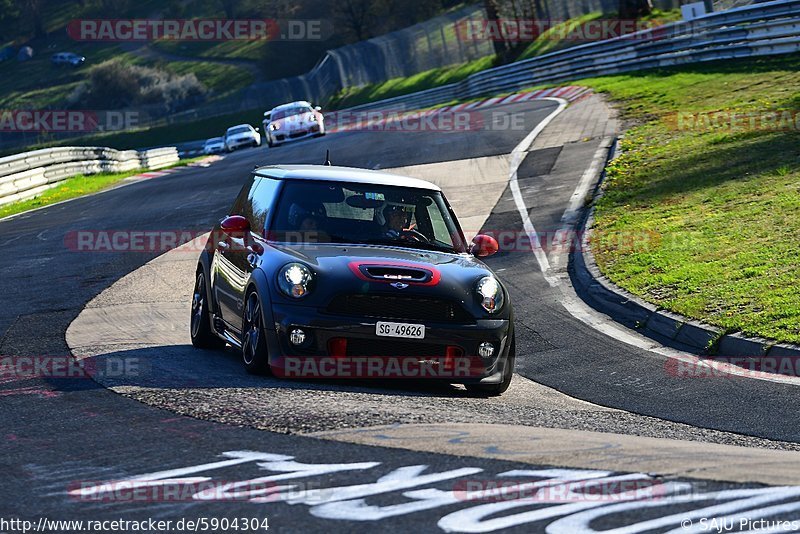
<box><xmin>344</xmin><ymin>338</ymin><xmax>447</xmax><ymax>358</ymax></box>
<box><xmin>327</xmin><ymin>294</ymin><xmax>474</xmax><ymax>323</ymax></box>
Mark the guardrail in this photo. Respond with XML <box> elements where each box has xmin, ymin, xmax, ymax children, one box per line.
<box><xmin>0</xmin><ymin>146</ymin><xmax>179</xmax><ymax>207</ymax></box>
<box><xmin>168</xmin><ymin>0</ymin><xmax>799</xmax><ymax>151</ymax></box>
<box><xmin>340</xmin><ymin>0</ymin><xmax>800</xmax><ymax>113</ymax></box>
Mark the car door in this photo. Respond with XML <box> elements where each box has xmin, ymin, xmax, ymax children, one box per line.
<box><xmin>213</xmin><ymin>176</ymin><xmax>282</xmax><ymax>333</ymax></box>
<box><xmin>212</xmin><ymin>176</ymin><xmax>256</xmax><ymax>331</ymax></box>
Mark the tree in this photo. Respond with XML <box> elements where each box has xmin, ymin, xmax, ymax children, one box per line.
<box><xmin>15</xmin><ymin>0</ymin><xmax>45</xmax><ymax>38</ymax></box>
<box><xmin>219</xmin><ymin>0</ymin><xmax>237</xmax><ymax>18</ymax></box>
<box><xmin>335</xmin><ymin>0</ymin><xmax>374</xmax><ymax>42</ymax></box>
<box><xmin>619</xmin><ymin>0</ymin><xmax>653</xmax><ymax>20</ymax></box>
<box><xmin>0</xmin><ymin>0</ymin><xmax>20</xmax><ymax>27</ymax></box>
<box><xmin>483</xmin><ymin>0</ymin><xmax>507</xmax><ymax>58</ymax></box>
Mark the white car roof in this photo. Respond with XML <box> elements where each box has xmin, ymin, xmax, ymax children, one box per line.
<box><xmin>226</xmin><ymin>124</ymin><xmax>253</xmax><ymax>132</ymax></box>
<box><xmin>255</xmin><ymin>165</ymin><xmax>441</xmax><ymax>192</ymax></box>
<box><xmin>269</xmin><ymin>101</ymin><xmax>313</xmax><ymax>113</ymax></box>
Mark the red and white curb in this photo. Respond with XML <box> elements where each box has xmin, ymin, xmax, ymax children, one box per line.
<box><xmin>446</xmin><ymin>85</ymin><xmax>591</xmax><ymax>112</ymax></box>
<box><xmin>326</xmin><ymin>86</ymin><xmax>592</xmax><ymax>133</ymax></box>
<box><xmin>122</xmin><ymin>155</ymin><xmax>222</xmax><ymax>182</ymax></box>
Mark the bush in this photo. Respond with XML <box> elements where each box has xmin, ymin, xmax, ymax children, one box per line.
<box><xmin>68</xmin><ymin>59</ymin><xmax>207</xmax><ymax>114</ymax></box>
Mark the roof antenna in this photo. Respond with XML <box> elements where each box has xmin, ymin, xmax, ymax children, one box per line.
<box><xmin>324</xmin><ymin>149</ymin><xmax>332</xmax><ymax>166</ymax></box>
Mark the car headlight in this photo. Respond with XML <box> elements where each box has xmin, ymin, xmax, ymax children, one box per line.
<box><xmin>476</xmin><ymin>276</ymin><xmax>503</xmax><ymax>314</ymax></box>
<box><xmin>269</xmin><ymin>123</ymin><xmax>280</xmax><ymax>131</ymax></box>
<box><xmin>278</xmin><ymin>263</ymin><xmax>314</xmax><ymax>298</ymax></box>
<box><xmin>308</xmin><ymin>114</ymin><xmax>317</xmax><ymax>122</ymax></box>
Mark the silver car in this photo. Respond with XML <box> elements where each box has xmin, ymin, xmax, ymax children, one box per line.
<box><xmin>224</xmin><ymin>125</ymin><xmax>262</xmax><ymax>152</ymax></box>
<box><xmin>203</xmin><ymin>137</ymin><xmax>225</xmax><ymax>154</ymax></box>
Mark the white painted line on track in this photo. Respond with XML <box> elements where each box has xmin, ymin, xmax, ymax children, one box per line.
<box><xmin>509</xmin><ymin>103</ymin><xmax>800</xmax><ymax>388</ymax></box>
<box><xmin>549</xmin><ymin>140</ymin><xmax>613</xmax><ymax>273</ymax></box>
<box><xmin>508</xmin><ymin>97</ymin><xmax>569</xmax><ymax>288</ymax></box>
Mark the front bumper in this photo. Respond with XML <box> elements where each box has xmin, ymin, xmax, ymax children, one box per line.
<box><xmin>227</xmin><ymin>137</ymin><xmax>258</xmax><ymax>149</ymax></box>
<box><xmin>264</xmin><ymin>302</ymin><xmax>512</xmax><ymax>383</ymax></box>
<box><xmin>271</xmin><ymin>123</ymin><xmax>322</xmax><ymax>144</ymax></box>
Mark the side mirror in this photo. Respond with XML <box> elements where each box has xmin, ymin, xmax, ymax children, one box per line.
<box><xmin>254</xmin><ymin>127</ymin><xmax>260</xmax><ymax>132</ymax></box>
<box><xmin>263</xmin><ymin>112</ymin><xmax>271</xmax><ymax>119</ymax></box>
<box><xmin>470</xmin><ymin>234</ymin><xmax>499</xmax><ymax>258</ymax></box>
<box><xmin>220</xmin><ymin>215</ymin><xmax>250</xmax><ymax>237</ymax></box>
<box><xmin>314</xmin><ymin>106</ymin><xmax>322</xmax><ymax>111</ymax></box>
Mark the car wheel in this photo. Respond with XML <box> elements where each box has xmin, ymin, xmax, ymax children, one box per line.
<box><xmin>465</xmin><ymin>335</ymin><xmax>515</xmax><ymax>397</ymax></box>
<box><xmin>190</xmin><ymin>270</ymin><xmax>226</xmax><ymax>349</ymax></box>
<box><xmin>242</xmin><ymin>290</ymin><xmax>271</xmax><ymax>375</ymax></box>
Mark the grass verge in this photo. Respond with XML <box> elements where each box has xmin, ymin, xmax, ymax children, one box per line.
<box><xmin>326</xmin><ymin>56</ymin><xmax>495</xmax><ymax>110</ymax></box>
<box><xmin>583</xmin><ymin>54</ymin><xmax>800</xmax><ymax>344</ymax></box>
<box><xmin>0</xmin><ymin>157</ymin><xmax>204</xmax><ymax>220</ymax></box>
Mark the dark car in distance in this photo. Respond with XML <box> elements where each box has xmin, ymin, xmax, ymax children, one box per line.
<box><xmin>191</xmin><ymin>165</ymin><xmax>515</xmax><ymax>395</ymax></box>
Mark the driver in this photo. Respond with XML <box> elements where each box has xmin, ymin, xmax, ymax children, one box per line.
<box><xmin>383</xmin><ymin>204</ymin><xmax>407</xmax><ymax>239</ymax></box>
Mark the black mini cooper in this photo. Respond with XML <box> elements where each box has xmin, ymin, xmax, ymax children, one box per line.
<box><xmin>191</xmin><ymin>165</ymin><xmax>515</xmax><ymax>395</ymax></box>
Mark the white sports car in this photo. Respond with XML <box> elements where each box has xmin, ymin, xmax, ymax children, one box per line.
<box><xmin>263</xmin><ymin>101</ymin><xmax>325</xmax><ymax>147</ymax></box>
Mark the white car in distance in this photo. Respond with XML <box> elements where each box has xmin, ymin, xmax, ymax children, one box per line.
<box><xmin>203</xmin><ymin>137</ymin><xmax>226</xmax><ymax>154</ymax></box>
<box><xmin>224</xmin><ymin>124</ymin><xmax>261</xmax><ymax>152</ymax></box>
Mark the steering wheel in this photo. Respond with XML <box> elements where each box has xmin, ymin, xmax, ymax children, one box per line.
<box><xmin>400</xmin><ymin>229</ymin><xmax>430</xmax><ymax>243</ymax></box>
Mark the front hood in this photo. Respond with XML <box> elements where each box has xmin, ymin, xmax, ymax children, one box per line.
<box><xmin>262</xmin><ymin>243</ymin><xmax>506</xmax><ymax>318</ymax></box>
<box><xmin>277</xmin><ymin>115</ymin><xmax>315</xmax><ymax>131</ymax></box>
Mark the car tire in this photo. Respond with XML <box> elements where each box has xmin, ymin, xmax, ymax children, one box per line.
<box><xmin>190</xmin><ymin>270</ymin><xmax>226</xmax><ymax>350</ymax></box>
<box><xmin>465</xmin><ymin>335</ymin><xmax>515</xmax><ymax>397</ymax></box>
<box><xmin>241</xmin><ymin>290</ymin><xmax>272</xmax><ymax>375</ymax></box>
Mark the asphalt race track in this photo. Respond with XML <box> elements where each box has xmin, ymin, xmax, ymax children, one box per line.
<box><xmin>3</xmin><ymin>99</ymin><xmax>800</xmax><ymax>532</ymax></box>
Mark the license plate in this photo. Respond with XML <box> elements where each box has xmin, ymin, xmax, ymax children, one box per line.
<box><xmin>376</xmin><ymin>322</ymin><xmax>425</xmax><ymax>339</ymax></box>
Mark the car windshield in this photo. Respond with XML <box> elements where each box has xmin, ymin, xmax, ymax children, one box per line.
<box><xmin>269</xmin><ymin>180</ymin><xmax>465</xmax><ymax>253</ymax></box>
<box><xmin>227</xmin><ymin>126</ymin><xmax>250</xmax><ymax>135</ymax></box>
<box><xmin>206</xmin><ymin>137</ymin><xmax>222</xmax><ymax>144</ymax></box>
<box><xmin>272</xmin><ymin>106</ymin><xmax>313</xmax><ymax>120</ymax></box>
